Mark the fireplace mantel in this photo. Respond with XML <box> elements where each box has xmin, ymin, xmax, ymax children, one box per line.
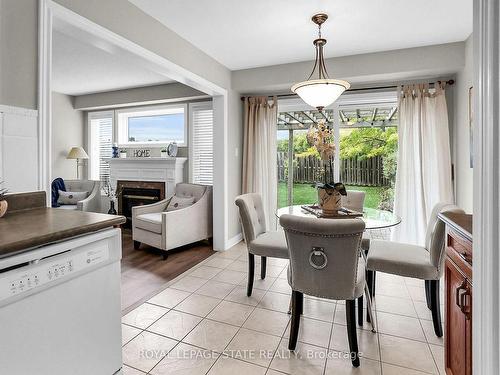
<box><xmin>106</xmin><ymin>157</ymin><xmax>187</xmax><ymax>198</ymax></box>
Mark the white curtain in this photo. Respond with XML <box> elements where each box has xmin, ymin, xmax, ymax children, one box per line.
<box><xmin>393</xmin><ymin>83</ymin><xmax>454</xmax><ymax>245</ymax></box>
<box><xmin>242</xmin><ymin>96</ymin><xmax>278</xmax><ymax>230</ymax></box>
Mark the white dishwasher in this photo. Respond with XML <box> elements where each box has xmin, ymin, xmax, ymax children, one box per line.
<box><xmin>0</xmin><ymin>228</ymin><xmax>123</xmax><ymax>375</ymax></box>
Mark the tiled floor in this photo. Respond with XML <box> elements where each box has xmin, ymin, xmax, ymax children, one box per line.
<box><xmin>121</xmin><ymin>241</ymin><xmax>445</xmax><ymax>375</ymax></box>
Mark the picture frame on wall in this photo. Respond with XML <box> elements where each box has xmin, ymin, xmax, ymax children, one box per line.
<box><xmin>468</xmin><ymin>86</ymin><xmax>474</xmax><ymax>168</ymax></box>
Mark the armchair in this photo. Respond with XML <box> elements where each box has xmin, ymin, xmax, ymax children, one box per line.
<box><xmin>56</xmin><ymin>180</ymin><xmax>101</xmax><ymax>212</ymax></box>
<box><xmin>132</xmin><ymin>183</ymin><xmax>212</xmax><ymax>259</ymax></box>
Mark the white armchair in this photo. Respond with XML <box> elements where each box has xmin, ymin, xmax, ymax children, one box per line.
<box><xmin>132</xmin><ymin>183</ymin><xmax>212</xmax><ymax>259</ymax></box>
<box><xmin>56</xmin><ymin>180</ymin><xmax>101</xmax><ymax>212</ymax></box>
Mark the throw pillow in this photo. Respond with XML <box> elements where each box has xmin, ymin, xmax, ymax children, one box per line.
<box><xmin>57</xmin><ymin>190</ymin><xmax>88</xmax><ymax>205</ymax></box>
<box><xmin>166</xmin><ymin>195</ymin><xmax>195</xmax><ymax>211</ymax></box>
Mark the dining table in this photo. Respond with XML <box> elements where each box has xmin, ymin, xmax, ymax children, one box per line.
<box><xmin>276</xmin><ymin>205</ymin><xmax>402</xmax><ymax>230</ymax></box>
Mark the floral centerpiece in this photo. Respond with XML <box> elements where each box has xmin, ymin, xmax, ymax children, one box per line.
<box><xmin>0</xmin><ymin>181</ymin><xmax>8</xmax><ymax>218</ymax></box>
<box><xmin>102</xmin><ymin>179</ymin><xmax>122</xmax><ymax>215</ymax></box>
<box><xmin>306</xmin><ymin>119</ymin><xmax>347</xmax><ymax>215</ymax></box>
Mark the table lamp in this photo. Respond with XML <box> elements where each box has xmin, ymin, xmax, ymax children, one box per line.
<box><xmin>67</xmin><ymin>147</ymin><xmax>89</xmax><ymax>180</ymax></box>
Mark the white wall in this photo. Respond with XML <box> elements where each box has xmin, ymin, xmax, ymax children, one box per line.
<box><xmin>51</xmin><ymin>92</ymin><xmax>85</xmax><ymax>179</ymax></box>
<box><xmin>453</xmin><ymin>35</ymin><xmax>474</xmax><ymax>212</ymax></box>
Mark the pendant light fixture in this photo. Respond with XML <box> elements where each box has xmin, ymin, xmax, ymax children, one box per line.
<box><xmin>291</xmin><ymin>13</ymin><xmax>350</xmax><ymax>111</ymax></box>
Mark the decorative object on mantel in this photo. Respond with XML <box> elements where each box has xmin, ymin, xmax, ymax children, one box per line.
<box><xmin>133</xmin><ymin>149</ymin><xmax>151</xmax><ymax>158</ymax></box>
<box><xmin>66</xmin><ymin>147</ymin><xmax>89</xmax><ymax>180</ymax></box>
<box><xmin>167</xmin><ymin>142</ymin><xmax>178</xmax><ymax>157</ymax></box>
<box><xmin>291</xmin><ymin>13</ymin><xmax>350</xmax><ymax>111</ymax></box>
<box><xmin>0</xmin><ymin>181</ymin><xmax>8</xmax><ymax>218</ymax></box>
<box><xmin>160</xmin><ymin>147</ymin><xmax>168</xmax><ymax>158</ymax></box>
<box><xmin>307</xmin><ymin>118</ymin><xmax>347</xmax><ymax>216</ymax></box>
<box><xmin>103</xmin><ymin>179</ymin><xmax>122</xmax><ymax>215</ymax></box>
<box><xmin>119</xmin><ymin>149</ymin><xmax>127</xmax><ymax>158</ymax></box>
<box><xmin>112</xmin><ymin>143</ymin><xmax>119</xmax><ymax>158</ymax></box>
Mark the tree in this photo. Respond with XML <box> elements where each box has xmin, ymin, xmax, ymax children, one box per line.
<box><xmin>339</xmin><ymin>127</ymin><xmax>397</xmax><ymax>160</ymax></box>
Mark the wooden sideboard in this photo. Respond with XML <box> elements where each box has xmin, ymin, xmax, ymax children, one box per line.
<box><xmin>439</xmin><ymin>212</ymin><xmax>473</xmax><ymax>375</ymax></box>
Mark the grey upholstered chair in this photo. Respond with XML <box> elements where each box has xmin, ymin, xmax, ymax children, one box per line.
<box><xmin>280</xmin><ymin>214</ymin><xmax>375</xmax><ymax>367</ymax></box>
<box><xmin>367</xmin><ymin>202</ymin><xmax>465</xmax><ymax>337</ymax></box>
<box><xmin>235</xmin><ymin>193</ymin><xmax>289</xmax><ymax>296</ymax></box>
<box><xmin>342</xmin><ymin>190</ymin><xmax>365</xmax><ymax>212</ymax></box>
<box><xmin>55</xmin><ymin>180</ymin><xmax>101</xmax><ymax>212</ymax></box>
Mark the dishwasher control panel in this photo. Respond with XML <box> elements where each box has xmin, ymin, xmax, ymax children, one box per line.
<box><xmin>0</xmin><ymin>245</ymin><xmax>109</xmax><ymax>301</ymax></box>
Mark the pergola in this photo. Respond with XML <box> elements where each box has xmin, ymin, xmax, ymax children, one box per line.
<box><xmin>277</xmin><ymin>106</ymin><xmax>398</xmax><ymax>131</ymax></box>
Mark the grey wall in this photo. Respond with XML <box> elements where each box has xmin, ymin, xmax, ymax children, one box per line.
<box><xmin>74</xmin><ymin>82</ymin><xmax>208</xmax><ymax>110</ymax></box>
<box><xmin>232</xmin><ymin>42</ymin><xmax>465</xmax><ymax>94</ymax></box>
<box><xmin>51</xmin><ymin>92</ymin><xmax>85</xmax><ymax>179</ymax></box>
<box><xmin>453</xmin><ymin>36</ymin><xmax>473</xmax><ymax>213</ymax></box>
<box><xmin>0</xmin><ymin>0</ymin><xmax>38</xmax><ymax>109</ymax></box>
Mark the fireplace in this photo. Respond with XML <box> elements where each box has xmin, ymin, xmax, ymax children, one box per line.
<box><xmin>117</xmin><ymin>180</ymin><xmax>165</xmax><ymax>227</ymax></box>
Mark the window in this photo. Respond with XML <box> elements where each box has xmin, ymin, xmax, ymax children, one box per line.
<box><xmin>117</xmin><ymin>104</ymin><xmax>187</xmax><ymax>146</ymax></box>
<box><xmin>189</xmin><ymin>102</ymin><xmax>213</xmax><ymax>185</ymax></box>
<box><xmin>88</xmin><ymin>111</ymin><xmax>113</xmax><ymax>182</ymax></box>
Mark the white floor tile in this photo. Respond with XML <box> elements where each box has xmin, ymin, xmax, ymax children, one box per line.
<box><xmin>379</xmin><ymin>334</ymin><xmax>438</xmax><ymax>374</ymax></box>
<box><xmin>429</xmin><ymin>344</ymin><xmax>445</xmax><ymax>375</ymax></box>
<box><xmin>406</xmin><ymin>286</ymin><xmax>427</xmax><ymax>303</ymax></box>
<box><xmin>204</xmin><ymin>257</ymin><xmax>236</xmax><ymax>269</ymax></box>
<box><xmin>208</xmin><ymin>356</ymin><xmax>267</xmax><ymax>375</ymax></box>
<box><xmin>122</xmin><ymin>324</ymin><xmax>142</xmax><ymax>346</ymax></box>
<box><xmin>302</xmin><ymin>298</ymin><xmax>336</xmax><ymax>322</ymax></box>
<box><xmin>122</xmin><ymin>331</ymin><xmax>178</xmax><ymax>373</ymax></box>
<box><xmin>325</xmin><ymin>351</ymin><xmax>381</xmax><ymax>374</ymax></box>
<box><xmin>374</xmin><ymin>281</ymin><xmax>410</xmax><ymax>299</ymax></box>
<box><xmin>374</xmin><ymin>295</ymin><xmax>417</xmax><ymax>318</ymax></box>
<box><xmin>148</xmin><ymin>288</ymin><xmax>191</xmax><ymax>309</ymax></box>
<box><xmin>270</xmin><ymin>339</ymin><xmax>327</xmax><ymax>375</ymax></box>
<box><xmin>224</xmin><ymin>286</ymin><xmax>266</xmax><ymax>306</ymax></box>
<box><xmin>150</xmin><ymin>342</ymin><xmax>219</xmax><ymax>375</ymax></box>
<box><xmin>413</xmin><ymin>301</ymin><xmax>433</xmax><ymax>321</ymax></box>
<box><xmin>420</xmin><ymin>319</ymin><xmax>444</xmax><ymax>346</ymax></box>
<box><xmin>171</xmin><ymin>276</ymin><xmax>209</xmax><ymax>293</ymax></box>
<box><xmin>195</xmin><ymin>280</ymin><xmax>236</xmax><ymax>299</ymax></box>
<box><xmin>189</xmin><ymin>266</ymin><xmax>223</xmax><ymax>280</ymax></box>
<box><xmin>226</xmin><ymin>328</ymin><xmax>281</xmax><ymax>367</ymax></box>
<box><xmin>241</xmin><ymin>275</ymin><xmax>277</xmax><ymax>291</ymax></box>
<box><xmin>148</xmin><ymin>310</ymin><xmax>202</xmax><ymax>340</ymax></box>
<box><xmin>175</xmin><ymin>294</ymin><xmax>221</xmax><ymax>317</ymax></box>
<box><xmin>183</xmin><ymin>319</ymin><xmax>239</xmax><ymax>352</ymax></box>
<box><xmin>269</xmin><ymin>278</ymin><xmax>292</xmax><ymax>295</ymax></box>
<box><xmin>329</xmin><ymin>323</ymin><xmax>380</xmax><ymax>361</ymax></box>
<box><xmin>213</xmin><ymin>269</ymin><xmax>247</xmax><ymax>285</ymax></box>
<box><xmin>382</xmin><ymin>363</ymin><xmax>430</xmax><ymax>374</ymax></box>
<box><xmin>207</xmin><ymin>300</ymin><xmax>255</xmax><ymax>326</ymax></box>
<box><xmin>225</xmin><ymin>260</ymin><xmax>249</xmax><ymax>272</ymax></box>
<box><xmin>243</xmin><ymin>308</ymin><xmax>290</xmax><ymax>337</ymax></box>
<box><xmin>376</xmin><ymin>312</ymin><xmax>426</xmax><ymax>341</ymax></box>
<box><xmin>122</xmin><ymin>303</ymin><xmax>169</xmax><ymax>329</ymax></box>
<box><xmin>122</xmin><ymin>364</ymin><xmax>146</xmax><ymax>374</ymax></box>
<box><xmin>258</xmin><ymin>291</ymin><xmax>292</xmax><ymax>313</ymax></box>
<box><xmin>284</xmin><ymin>317</ymin><xmax>332</xmax><ymax>348</ymax></box>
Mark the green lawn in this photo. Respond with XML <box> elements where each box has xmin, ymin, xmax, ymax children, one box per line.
<box><xmin>278</xmin><ymin>182</ymin><xmax>386</xmax><ymax>209</ymax></box>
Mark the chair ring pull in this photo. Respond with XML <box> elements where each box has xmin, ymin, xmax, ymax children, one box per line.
<box><xmin>309</xmin><ymin>247</ymin><xmax>328</xmax><ymax>270</ymax></box>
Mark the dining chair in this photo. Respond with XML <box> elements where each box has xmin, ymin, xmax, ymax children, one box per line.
<box><xmin>343</xmin><ymin>190</ymin><xmax>372</xmax><ymax>324</ymax></box>
<box><xmin>366</xmin><ymin>202</ymin><xmax>464</xmax><ymax>337</ymax></box>
<box><xmin>235</xmin><ymin>193</ymin><xmax>289</xmax><ymax>296</ymax></box>
<box><xmin>280</xmin><ymin>214</ymin><xmax>375</xmax><ymax>367</ymax></box>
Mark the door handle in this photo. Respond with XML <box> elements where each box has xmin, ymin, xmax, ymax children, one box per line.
<box><xmin>460</xmin><ymin>287</ymin><xmax>471</xmax><ymax>320</ymax></box>
<box><xmin>455</xmin><ymin>280</ymin><xmax>467</xmax><ymax>308</ymax></box>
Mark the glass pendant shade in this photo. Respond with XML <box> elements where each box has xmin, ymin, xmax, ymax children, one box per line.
<box><xmin>291</xmin><ymin>79</ymin><xmax>350</xmax><ymax>109</ymax></box>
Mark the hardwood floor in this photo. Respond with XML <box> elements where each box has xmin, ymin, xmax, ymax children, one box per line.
<box><xmin>120</xmin><ymin>229</ymin><xmax>215</xmax><ymax>312</ymax></box>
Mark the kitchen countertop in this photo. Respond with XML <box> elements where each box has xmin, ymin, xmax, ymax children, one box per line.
<box><xmin>438</xmin><ymin>211</ymin><xmax>473</xmax><ymax>242</ymax></box>
<box><xmin>0</xmin><ymin>205</ymin><xmax>125</xmax><ymax>259</ymax></box>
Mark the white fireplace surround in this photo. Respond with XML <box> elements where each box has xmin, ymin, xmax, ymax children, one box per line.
<box><xmin>106</xmin><ymin>157</ymin><xmax>187</xmax><ymax>198</ymax></box>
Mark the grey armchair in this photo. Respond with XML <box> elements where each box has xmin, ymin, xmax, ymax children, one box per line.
<box><xmin>56</xmin><ymin>180</ymin><xmax>101</xmax><ymax>212</ymax></box>
<box><xmin>132</xmin><ymin>183</ymin><xmax>212</xmax><ymax>260</ymax></box>
<box><xmin>235</xmin><ymin>193</ymin><xmax>289</xmax><ymax>296</ymax></box>
<box><xmin>366</xmin><ymin>202</ymin><xmax>465</xmax><ymax>337</ymax></box>
<box><xmin>280</xmin><ymin>214</ymin><xmax>374</xmax><ymax>367</ymax></box>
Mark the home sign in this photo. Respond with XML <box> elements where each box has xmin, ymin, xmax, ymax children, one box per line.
<box><xmin>133</xmin><ymin>149</ymin><xmax>151</xmax><ymax>158</ymax></box>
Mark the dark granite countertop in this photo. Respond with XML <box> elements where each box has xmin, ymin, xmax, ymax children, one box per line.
<box><xmin>0</xmin><ymin>207</ymin><xmax>125</xmax><ymax>259</ymax></box>
<box><xmin>438</xmin><ymin>211</ymin><xmax>473</xmax><ymax>242</ymax></box>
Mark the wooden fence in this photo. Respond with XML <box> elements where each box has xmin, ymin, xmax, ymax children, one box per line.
<box><xmin>277</xmin><ymin>152</ymin><xmax>389</xmax><ymax>186</ymax></box>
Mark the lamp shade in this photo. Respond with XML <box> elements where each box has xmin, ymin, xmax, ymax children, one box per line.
<box><xmin>291</xmin><ymin>79</ymin><xmax>350</xmax><ymax>109</ymax></box>
<box><xmin>67</xmin><ymin>147</ymin><xmax>89</xmax><ymax>160</ymax></box>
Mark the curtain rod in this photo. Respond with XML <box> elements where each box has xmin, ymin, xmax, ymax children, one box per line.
<box><xmin>240</xmin><ymin>79</ymin><xmax>455</xmax><ymax>101</ymax></box>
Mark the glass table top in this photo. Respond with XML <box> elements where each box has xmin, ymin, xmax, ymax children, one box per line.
<box><xmin>276</xmin><ymin>205</ymin><xmax>401</xmax><ymax>230</ymax></box>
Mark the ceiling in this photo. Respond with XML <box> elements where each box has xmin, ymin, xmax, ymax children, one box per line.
<box><xmin>129</xmin><ymin>0</ymin><xmax>473</xmax><ymax>71</ymax></box>
<box><xmin>52</xmin><ymin>30</ymin><xmax>173</xmax><ymax>96</ymax></box>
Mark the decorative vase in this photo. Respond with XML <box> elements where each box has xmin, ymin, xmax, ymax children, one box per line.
<box><xmin>318</xmin><ymin>187</ymin><xmax>342</xmax><ymax>216</ymax></box>
<box><xmin>0</xmin><ymin>200</ymin><xmax>7</xmax><ymax>218</ymax></box>
<box><xmin>108</xmin><ymin>200</ymin><xmax>117</xmax><ymax>215</ymax></box>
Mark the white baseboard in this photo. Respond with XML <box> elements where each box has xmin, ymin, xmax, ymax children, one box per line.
<box><xmin>222</xmin><ymin>233</ymin><xmax>243</xmax><ymax>251</ymax></box>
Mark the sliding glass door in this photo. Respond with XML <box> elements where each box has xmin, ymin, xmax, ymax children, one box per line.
<box><xmin>277</xmin><ymin>93</ymin><xmax>398</xmax><ymax>211</ymax></box>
